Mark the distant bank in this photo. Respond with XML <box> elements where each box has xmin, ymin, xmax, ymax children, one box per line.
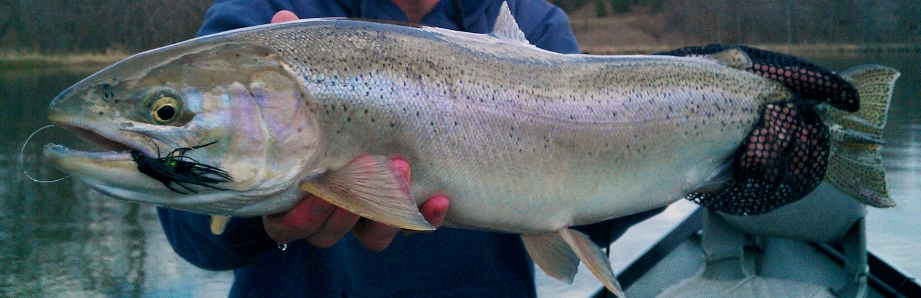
<box><xmin>0</xmin><ymin>53</ymin><xmax>128</xmax><ymax>70</ymax></box>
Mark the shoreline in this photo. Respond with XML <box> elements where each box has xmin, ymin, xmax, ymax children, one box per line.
<box><xmin>0</xmin><ymin>52</ymin><xmax>129</xmax><ymax>70</ymax></box>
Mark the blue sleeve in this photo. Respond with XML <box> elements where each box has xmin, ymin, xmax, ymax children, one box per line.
<box><xmin>196</xmin><ymin>0</ymin><xmax>277</xmax><ymax>37</ymax></box>
<box><xmin>196</xmin><ymin>0</ymin><xmax>357</xmax><ymax>37</ymax></box>
<box><xmin>158</xmin><ymin>208</ymin><xmax>275</xmax><ymax>270</ymax></box>
<box><xmin>507</xmin><ymin>0</ymin><xmax>580</xmax><ymax>54</ymax></box>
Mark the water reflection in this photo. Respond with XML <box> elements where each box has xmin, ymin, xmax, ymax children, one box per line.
<box><xmin>0</xmin><ymin>68</ymin><xmax>232</xmax><ymax>297</ymax></box>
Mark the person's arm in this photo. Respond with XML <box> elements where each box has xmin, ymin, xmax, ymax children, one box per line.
<box><xmin>157</xmin><ymin>209</ymin><xmax>274</xmax><ymax>270</ymax></box>
<box><xmin>506</xmin><ymin>0</ymin><xmax>580</xmax><ymax>54</ymax></box>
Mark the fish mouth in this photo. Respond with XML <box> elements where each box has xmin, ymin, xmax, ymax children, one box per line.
<box><xmin>44</xmin><ymin>117</ymin><xmax>149</xmax><ymax>161</ymax></box>
<box><xmin>41</xmin><ymin>117</ymin><xmax>175</xmax><ymax>206</ymax></box>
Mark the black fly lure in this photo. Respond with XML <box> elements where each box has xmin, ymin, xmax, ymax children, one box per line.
<box><xmin>130</xmin><ymin>141</ymin><xmax>233</xmax><ymax>194</ymax></box>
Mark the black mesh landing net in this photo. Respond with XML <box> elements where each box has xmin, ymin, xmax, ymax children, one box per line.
<box><xmin>658</xmin><ymin>45</ymin><xmax>846</xmax><ymax>215</ymax></box>
<box><xmin>656</xmin><ymin>44</ymin><xmax>859</xmax><ymax>112</ymax></box>
<box><xmin>686</xmin><ymin>102</ymin><xmax>830</xmax><ymax>215</ymax></box>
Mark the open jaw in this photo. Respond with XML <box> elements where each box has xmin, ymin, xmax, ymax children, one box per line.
<box><xmin>40</xmin><ymin>121</ymin><xmax>191</xmax><ymax>207</ymax></box>
<box><xmin>40</xmin><ymin>118</ymin><xmax>162</xmax><ymax>196</ymax></box>
<box><xmin>44</xmin><ymin>120</ymin><xmax>149</xmax><ymax>162</ymax></box>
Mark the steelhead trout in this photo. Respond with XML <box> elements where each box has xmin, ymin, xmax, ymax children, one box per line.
<box><xmin>42</xmin><ymin>4</ymin><xmax>899</xmax><ymax>296</ymax></box>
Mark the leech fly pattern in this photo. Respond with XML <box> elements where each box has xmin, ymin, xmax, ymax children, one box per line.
<box><xmin>131</xmin><ymin>141</ymin><xmax>233</xmax><ymax>194</ymax></box>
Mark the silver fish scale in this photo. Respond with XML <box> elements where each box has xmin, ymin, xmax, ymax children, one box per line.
<box><xmin>239</xmin><ymin>20</ymin><xmax>791</xmax><ymax>233</ymax></box>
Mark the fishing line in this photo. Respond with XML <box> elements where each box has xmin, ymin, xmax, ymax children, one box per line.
<box><xmin>20</xmin><ymin>124</ymin><xmax>71</xmax><ymax>183</ymax></box>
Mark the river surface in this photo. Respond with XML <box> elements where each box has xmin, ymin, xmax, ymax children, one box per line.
<box><xmin>0</xmin><ymin>53</ymin><xmax>918</xmax><ymax>297</ymax></box>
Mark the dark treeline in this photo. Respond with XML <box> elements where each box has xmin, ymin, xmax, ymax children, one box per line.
<box><xmin>660</xmin><ymin>0</ymin><xmax>921</xmax><ymax>45</ymax></box>
<box><xmin>557</xmin><ymin>0</ymin><xmax>920</xmax><ymax>45</ymax></box>
<box><xmin>0</xmin><ymin>0</ymin><xmax>212</xmax><ymax>54</ymax></box>
<box><xmin>0</xmin><ymin>0</ymin><xmax>918</xmax><ymax>54</ymax></box>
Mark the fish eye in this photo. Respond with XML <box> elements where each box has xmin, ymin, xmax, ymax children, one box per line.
<box><xmin>149</xmin><ymin>93</ymin><xmax>183</xmax><ymax>125</ymax></box>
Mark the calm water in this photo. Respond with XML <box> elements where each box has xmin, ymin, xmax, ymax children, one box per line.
<box><xmin>1</xmin><ymin>53</ymin><xmax>918</xmax><ymax>296</ymax></box>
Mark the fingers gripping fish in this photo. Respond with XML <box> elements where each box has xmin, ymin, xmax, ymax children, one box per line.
<box><xmin>41</xmin><ymin>3</ymin><xmax>899</xmax><ymax>297</ymax></box>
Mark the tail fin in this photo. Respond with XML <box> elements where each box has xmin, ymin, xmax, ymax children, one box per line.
<box><xmin>822</xmin><ymin>65</ymin><xmax>900</xmax><ymax>207</ymax></box>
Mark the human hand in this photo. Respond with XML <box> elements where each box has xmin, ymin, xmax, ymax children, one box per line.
<box><xmin>270</xmin><ymin>10</ymin><xmax>299</xmax><ymax>23</ymax></box>
<box><xmin>263</xmin><ymin>158</ymin><xmax>449</xmax><ymax>252</ymax></box>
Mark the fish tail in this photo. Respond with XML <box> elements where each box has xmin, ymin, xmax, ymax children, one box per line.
<box><xmin>821</xmin><ymin>65</ymin><xmax>900</xmax><ymax>207</ymax></box>
<box><xmin>687</xmin><ymin>64</ymin><xmax>900</xmax><ymax>215</ymax></box>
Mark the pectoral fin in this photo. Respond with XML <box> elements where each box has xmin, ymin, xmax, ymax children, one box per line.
<box><xmin>210</xmin><ymin>215</ymin><xmax>230</xmax><ymax>235</ymax></box>
<box><xmin>522</xmin><ymin>228</ymin><xmax>625</xmax><ymax>298</ymax></box>
<box><xmin>299</xmin><ymin>155</ymin><xmax>435</xmax><ymax>231</ymax></box>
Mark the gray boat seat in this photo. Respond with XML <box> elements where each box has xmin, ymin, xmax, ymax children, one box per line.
<box><xmin>659</xmin><ymin>183</ymin><xmax>868</xmax><ymax>298</ymax></box>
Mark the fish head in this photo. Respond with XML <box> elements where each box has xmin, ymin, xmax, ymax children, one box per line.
<box><xmin>43</xmin><ymin>40</ymin><xmax>325</xmax><ymax>216</ymax></box>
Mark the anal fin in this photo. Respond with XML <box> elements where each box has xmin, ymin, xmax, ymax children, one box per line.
<box><xmin>522</xmin><ymin>229</ymin><xmax>625</xmax><ymax>298</ymax></box>
<box><xmin>299</xmin><ymin>155</ymin><xmax>434</xmax><ymax>231</ymax></box>
<box><xmin>521</xmin><ymin>232</ymin><xmax>580</xmax><ymax>283</ymax></box>
<box><xmin>692</xmin><ymin>157</ymin><xmax>733</xmax><ymax>194</ymax></box>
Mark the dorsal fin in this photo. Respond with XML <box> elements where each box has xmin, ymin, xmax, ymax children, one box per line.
<box><xmin>708</xmin><ymin>48</ymin><xmax>753</xmax><ymax>70</ymax></box>
<box><xmin>491</xmin><ymin>2</ymin><xmax>529</xmax><ymax>44</ymax></box>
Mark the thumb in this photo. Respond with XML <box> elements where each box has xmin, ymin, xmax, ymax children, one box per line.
<box><xmin>271</xmin><ymin>10</ymin><xmax>299</xmax><ymax>23</ymax></box>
